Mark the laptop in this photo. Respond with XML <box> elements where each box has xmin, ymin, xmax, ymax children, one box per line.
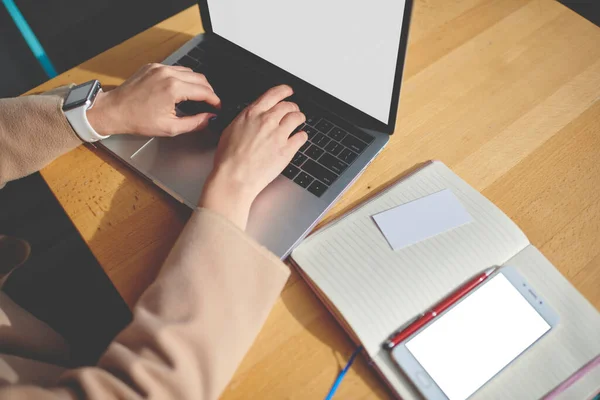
<box><xmin>102</xmin><ymin>0</ymin><xmax>414</xmax><ymax>259</ymax></box>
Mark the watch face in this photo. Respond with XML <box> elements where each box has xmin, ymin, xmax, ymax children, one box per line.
<box><xmin>63</xmin><ymin>80</ymin><xmax>100</xmax><ymax>111</ymax></box>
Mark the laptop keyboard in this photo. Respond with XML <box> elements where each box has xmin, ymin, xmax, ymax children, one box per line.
<box><xmin>282</xmin><ymin>114</ymin><xmax>374</xmax><ymax>197</ymax></box>
<box><xmin>173</xmin><ymin>43</ymin><xmax>375</xmax><ymax>198</ymax></box>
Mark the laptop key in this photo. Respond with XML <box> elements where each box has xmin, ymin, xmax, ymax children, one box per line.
<box><xmin>192</xmin><ymin>61</ymin><xmax>208</xmax><ymax>74</ymax></box>
<box><xmin>291</xmin><ymin>152</ymin><xmax>307</xmax><ymax>167</ymax></box>
<box><xmin>305</xmin><ymin>115</ymin><xmax>320</xmax><ymax>126</ymax></box>
<box><xmin>188</xmin><ymin>46</ymin><xmax>205</xmax><ymax>61</ymax></box>
<box><xmin>324</xmin><ymin>140</ymin><xmax>343</xmax><ymax>156</ymax></box>
<box><xmin>282</xmin><ymin>164</ymin><xmax>300</xmax><ymax>179</ymax></box>
<box><xmin>318</xmin><ymin>153</ymin><xmax>348</xmax><ymax>175</ymax></box>
<box><xmin>178</xmin><ymin>55</ymin><xmax>198</xmax><ymax>69</ymax></box>
<box><xmin>341</xmin><ymin>134</ymin><xmax>368</xmax><ymax>153</ymax></box>
<box><xmin>316</xmin><ymin>119</ymin><xmax>333</xmax><ymax>134</ymax></box>
<box><xmin>328</xmin><ymin>127</ymin><xmax>347</xmax><ymax>141</ymax></box>
<box><xmin>305</xmin><ymin>126</ymin><xmax>318</xmax><ymax>140</ymax></box>
<box><xmin>302</xmin><ymin>160</ymin><xmax>337</xmax><ymax>185</ymax></box>
<box><xmin>307</xmin><ymin>180</ymin><xmax>328</xmax><ymax>197</ymax></box>
<box><xmin>299</xmin><ymin>141</ymin><xmax>311</xmax><ymax>153</ymax></box>
<box><xmin>294</xmin><ymin>172</ymin><xmax>314</xmax><ymax>188</ymax></box>
<box><xmin>305</xmin><ymin>145</ymin><xmax>324</xmax><ymax>160</ymax></box>
<box><xmin>338</xmin><ymin>148</ymin><xmax>358</xmax><ymax>164</ymax></box>
<box><xmin>349</xmin><ymin>128</ymin><xmax>375</xmax><ymax>144</ymax></box>
<box><xmin>313</xmin><ymin>133</ymin><xmax>331</xmax><ymax>147</ymax></box>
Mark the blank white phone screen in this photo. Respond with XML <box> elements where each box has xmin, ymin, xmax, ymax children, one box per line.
<box><xmin>206</xmin><ymin>0</ymin><xmax>407</xmax><ymax>123</ymax></box>
<box><xmin>405</xmin><ymin>273</ymin><xmax>550</xmax><ymax>400</ymax></box>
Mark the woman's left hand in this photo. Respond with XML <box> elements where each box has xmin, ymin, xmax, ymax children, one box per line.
<box><xmin>87</xmin><ymin>63</ymin><xmax>221</xmax><ymax>137</ymax></box>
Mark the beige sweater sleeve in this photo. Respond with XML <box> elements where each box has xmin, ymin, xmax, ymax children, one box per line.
<box><xmin>1</xmin><ymin>90</ymin><xmax>290</xmax><ymax>399</ymax></box>
<box><xmin>0</xmin><ymin>87</ymin><xmax>82</xmax><ymax>188</ymax></box>
<box><xmin>0</xmin><ymin>208</ymin><xmax>290</xmax><ymax>400</ymax></box>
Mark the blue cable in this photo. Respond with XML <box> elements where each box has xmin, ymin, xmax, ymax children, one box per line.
<box><xmin>324</xmin><ymin>346</ymin><xmax>363</xmax><ymax>400</ymax></box>
<box><xmin>2</xmin><ymin>0</ymin><xmax>57</xmax><ymax>78</ymax></box>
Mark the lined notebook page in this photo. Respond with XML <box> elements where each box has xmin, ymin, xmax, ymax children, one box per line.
<box><xmin>484</xmin><ymin>245</ymin><xmax>600</xmax><ymax>399</ymax></box>
<box><xmin>372</xmin><ymin>245</ymin><xmax>600</xmax><ymax>400</ymax></box>
<box><xmin>291</xmin><ymin>161</ymin><xmax>530</xmax><ymax>356</ymax></box>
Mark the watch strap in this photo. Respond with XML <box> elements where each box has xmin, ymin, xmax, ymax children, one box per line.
<box><xmin>64</xmin><ymin>89</ymin><xmax>109</xmax><ymax>142</ymax></box>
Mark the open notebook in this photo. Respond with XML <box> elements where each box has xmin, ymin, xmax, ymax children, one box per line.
<box><xmin>290</xmin><ymin>161</ymin><xmax>600</xmax><ymax>399</ymax></box>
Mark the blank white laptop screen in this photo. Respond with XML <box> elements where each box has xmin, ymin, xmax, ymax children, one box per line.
<box><xmin>207</xmin><ymin>0</ymin><xmax>408</xmax><ymax>123</ymax></box>
<box><xmin>405</xmin><ymin>274</ymin><xmax>551</xmax><ymax>400</ymax></box>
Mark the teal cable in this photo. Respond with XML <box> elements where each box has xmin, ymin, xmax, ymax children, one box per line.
<box><xmin>324</xmin><ymin>346</ymin><xmax>363</xmax><ymax>400</ymax></box>
<box><xmin>2</xmin><ymin>0</ymin><xmax>57</xmax><ymax>78</ymax></box>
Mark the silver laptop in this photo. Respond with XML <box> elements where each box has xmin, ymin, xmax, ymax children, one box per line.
<box><xmin>102</xmin><ymin>0</ymin><xmax>414</xmax><ymax>259</ymax></box>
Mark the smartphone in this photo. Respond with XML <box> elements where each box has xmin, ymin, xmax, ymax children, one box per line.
<box><xmin>390</xmin><ymin>266</ymin><xmax>559</xmax><ymax>400</ymax></box>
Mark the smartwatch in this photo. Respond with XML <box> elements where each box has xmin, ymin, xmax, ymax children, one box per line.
<box><xmin>62</xmin><ymin>80</ymin><xmax>109</xmax><ymax>142</ymax></box>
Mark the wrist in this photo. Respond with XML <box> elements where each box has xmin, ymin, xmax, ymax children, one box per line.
<box><xmin>199</xmin><ymin>169</ymin><xmax>256</xmax><ymax>230</ymax></box>
<box><xmin>87</xmin><ymin>90</ymin><xmax>125</xmax><ymax>136</ymax></box>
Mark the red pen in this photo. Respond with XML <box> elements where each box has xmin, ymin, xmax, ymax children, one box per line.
<box><xmin>384</xmin><ymin>266</ymin><xmax>498</xmax><ymax>350</ymax></box>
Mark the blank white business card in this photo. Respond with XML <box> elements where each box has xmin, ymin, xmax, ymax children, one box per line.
<box><xmin>372</xmin><ymin>189</ymin><xmax>473</xmax><ymax>251</ymax></box>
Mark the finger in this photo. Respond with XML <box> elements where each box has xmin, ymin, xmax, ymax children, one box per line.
<box><xmin>174</xmin><ymin>81</ymin><xmax>222</xmax><ymax>109</ymax></box>
<box><xmin>251</xmin><ymin>85</ymin><xmax>294</xmax><ymax>113</ymax></box>
<box><xmin>278</xmin><ymin>111</ymin><xmax>306</xmax><ymax>136</ymax></box>
<box><xmin>170</xmin><ymin>70</ymin><xmax>214</xmax><ymax>92</ymax></box>
<box><xmin>168</xmin><ymin>113</ymin><xmax>215</xmax><ymax>136</ymax></box>
<box><xmin>283</xmin><ymin>130</ymin><xmax>308</xmax><ymax>159</ymax></box>
<box><xmin>265</xmin><ymin>101</ymin><xmax>300</xmax><ymax>124</ymax></box>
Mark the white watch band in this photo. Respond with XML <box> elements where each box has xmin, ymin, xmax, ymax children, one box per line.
<box><xmin>64</xmin><ymin>89</ymin><xmax>110</xmax><ymax>142</ymax></box>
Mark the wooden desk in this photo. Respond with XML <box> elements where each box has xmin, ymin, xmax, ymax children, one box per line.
<box><xmin>32</xmin><ymin>1</ymin><xmax>600</xmax><ymax>398</ymax></box>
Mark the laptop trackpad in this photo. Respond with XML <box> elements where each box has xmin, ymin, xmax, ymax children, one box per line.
<box><xmin>130</xmin><ymin>130</ymin><xmax>219</xmax><ymax>206</ymax></box>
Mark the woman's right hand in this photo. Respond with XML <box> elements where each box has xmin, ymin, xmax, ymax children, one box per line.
<box><xmin>199</xmin><ymin>85</ymin><xmax>308</xmax><ymax>230</ymax></box>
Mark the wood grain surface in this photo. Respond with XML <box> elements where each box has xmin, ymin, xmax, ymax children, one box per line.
<box><xmin>30</xmin><ymin>0</ymin><xmax>600</xmax><ymax>398</ymax></box>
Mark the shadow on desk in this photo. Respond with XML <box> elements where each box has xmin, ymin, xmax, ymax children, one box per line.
<box><xmin>279</xmin><ymin>272</ymin><xmax>393</xmax><ymax>399</ymax></box>
<box><xmin>0</xmin><ymin>174</ymin><xmax>132</xmax><ymax>367</ymax></box>
<box><xmin>86</xmin><ymin>147</ymin><xmax>191</xmax><ymax>306</ymax></box>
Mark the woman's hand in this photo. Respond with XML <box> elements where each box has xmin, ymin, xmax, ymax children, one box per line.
<box><xmin>200</xmin><ymin>85</ymin><xmax>308</xmax><ymax>230</ymax></box>
<box><xmin>87</xmin><ymin>63</ymin><xmax>221</xmax><ymax>137</ymax></box>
